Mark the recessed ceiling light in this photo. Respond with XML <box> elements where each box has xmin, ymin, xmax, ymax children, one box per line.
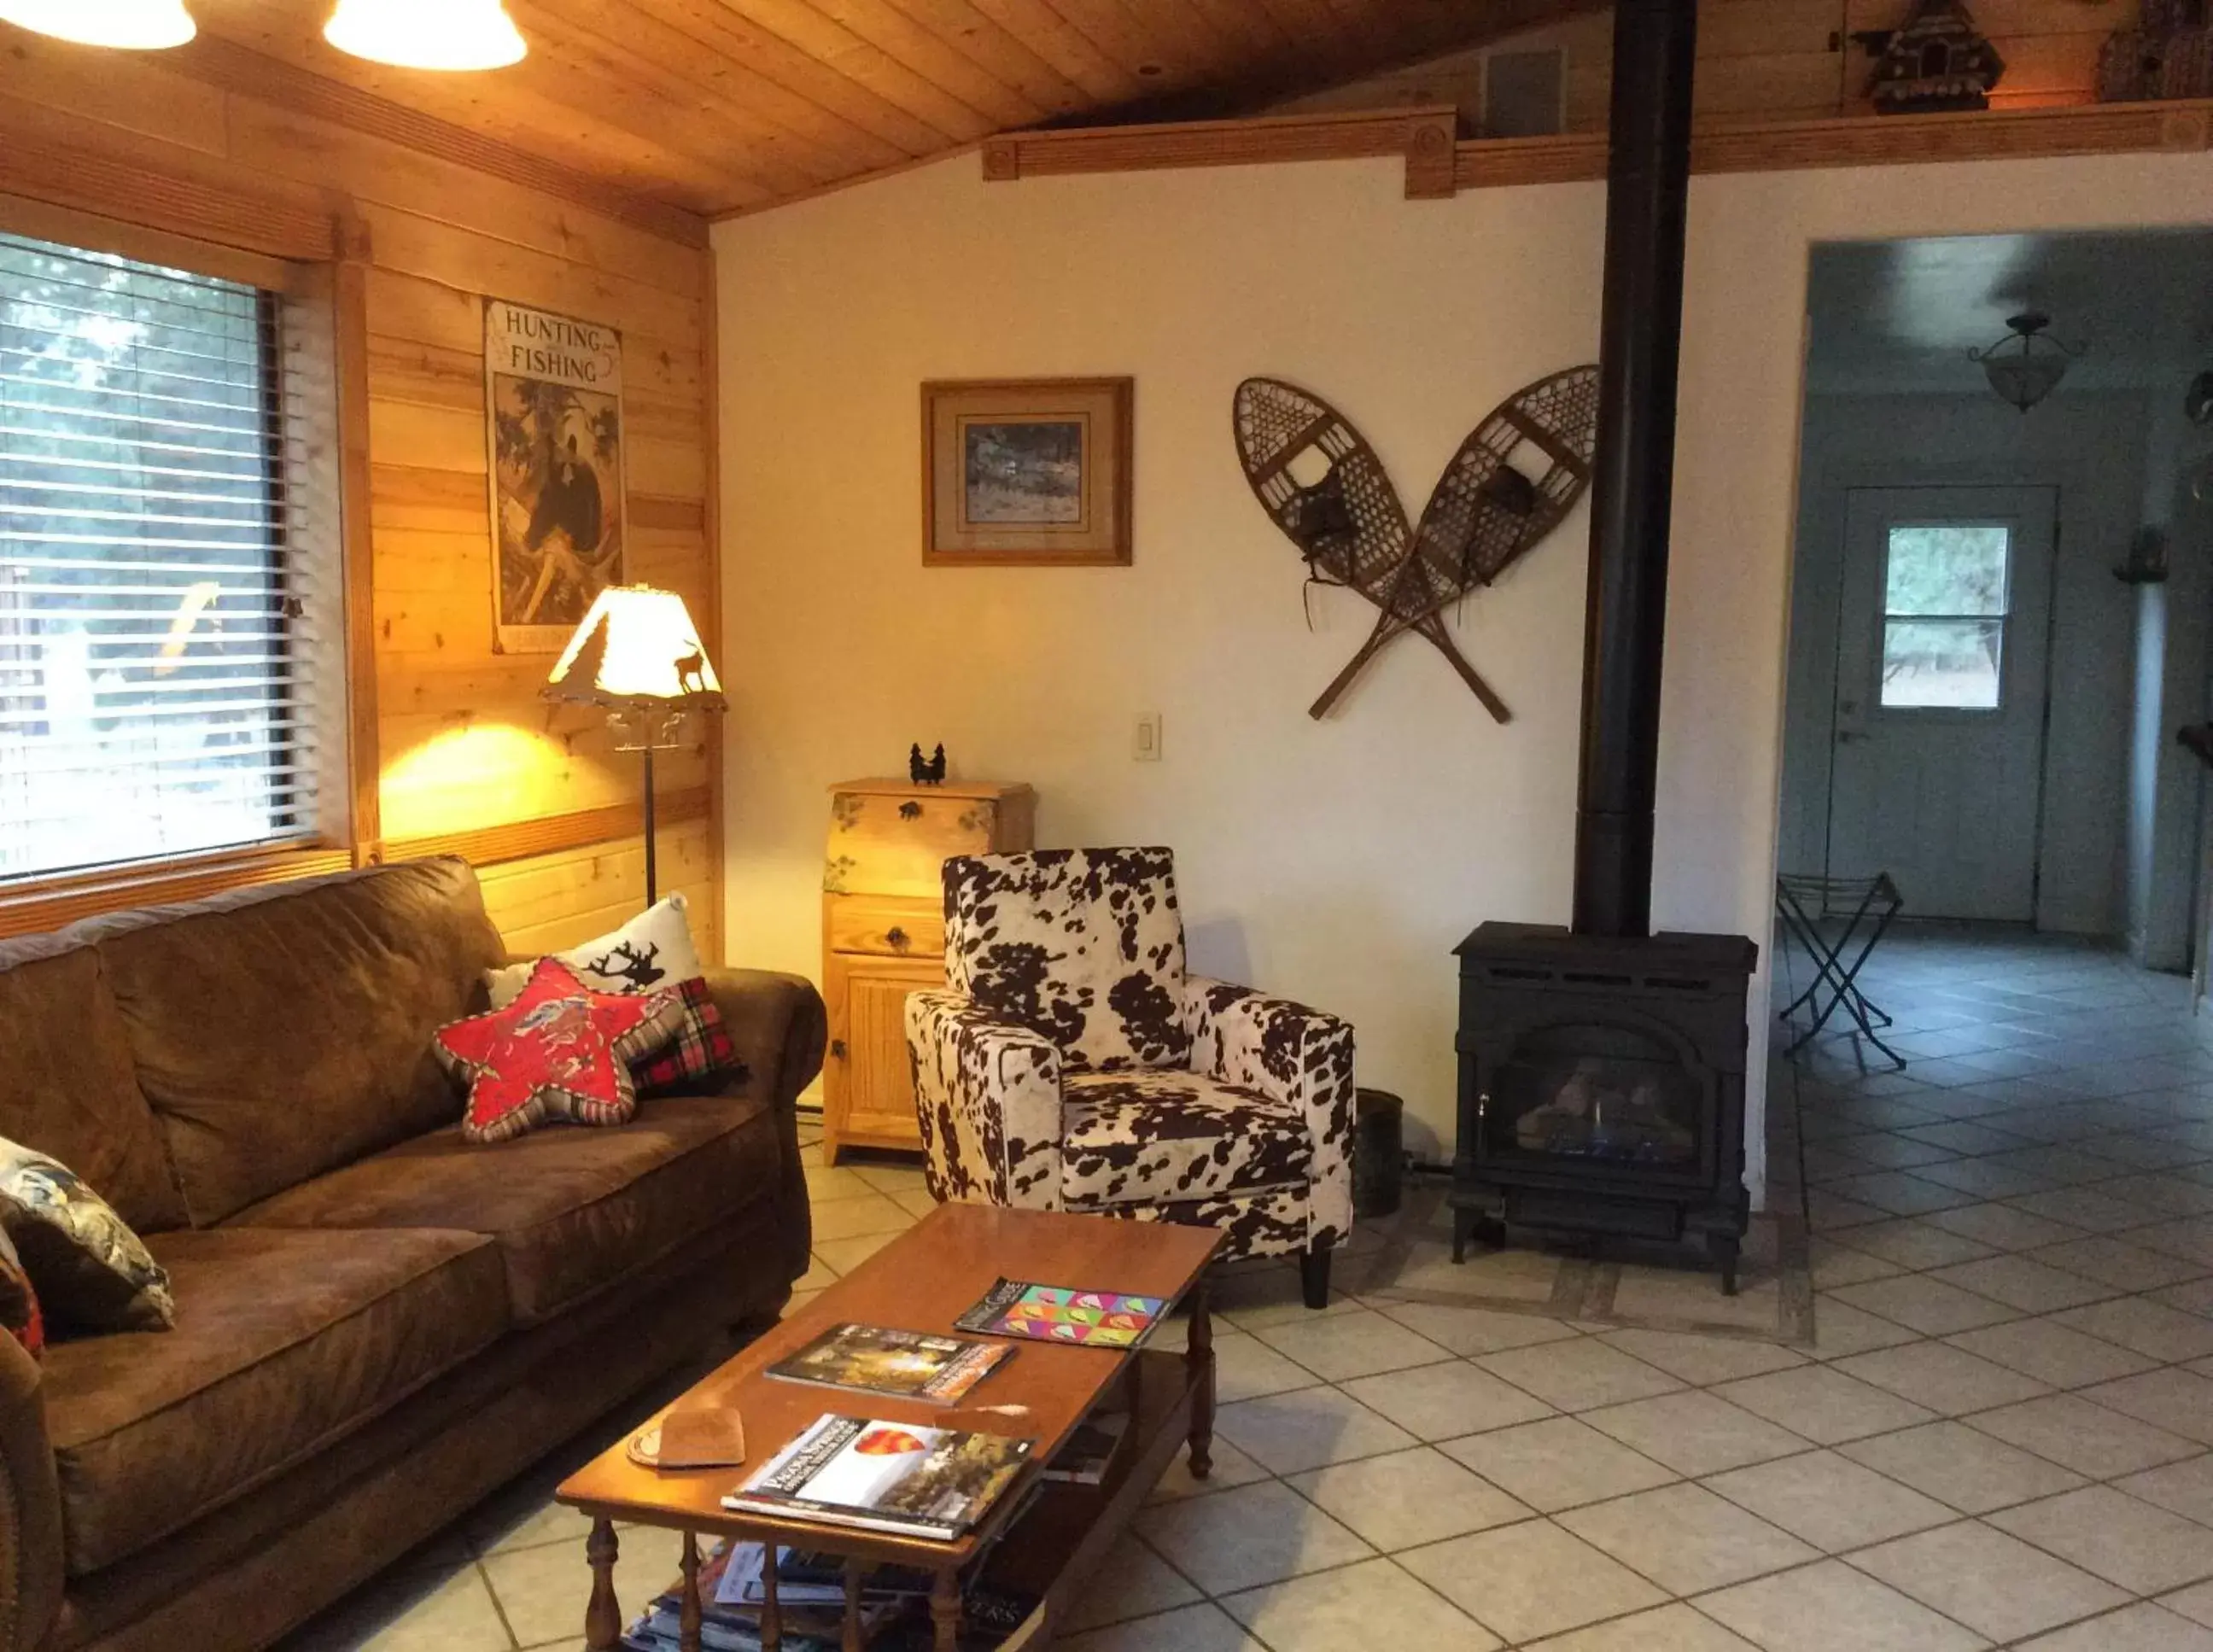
<box><xmin>0</xmin><ymin>0</ymin><xmax>193</xmax><ymax>49</ymax></box>
<box><xmin>324</xmin><ymin>0</ymin><xmax>525</xmax><ymax>70</ymax></box>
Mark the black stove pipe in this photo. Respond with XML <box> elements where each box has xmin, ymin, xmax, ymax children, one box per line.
<box><xmin>1571</xmin><ymin>0</ymin><xmax>1699</xmax><ymax>940</ymax></box>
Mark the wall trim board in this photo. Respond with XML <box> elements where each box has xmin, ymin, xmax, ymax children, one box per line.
<box><xmin>0</xmin><ymin>847</ymin><xmax>358</xmax><ymax>940</ymax></box>
<box><xmin>378</xmin><ymin>786</ymin><xmax>714</xmax><ymax>871</ymax></box>
<box><xmin>955</xmin><ymin>97</ymin><xmax>2213</xmax><ymax>204</ymax></box>
<box><xmin>168</xmin><ymin>36</ymin><xmax>709</xmax><ymax>250</ymax></box>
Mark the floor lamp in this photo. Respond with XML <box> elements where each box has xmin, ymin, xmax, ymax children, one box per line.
<box><xmin>542</xmin><ymin>585</ymin><xmax>725</xmax><ymax>907</ymax></box>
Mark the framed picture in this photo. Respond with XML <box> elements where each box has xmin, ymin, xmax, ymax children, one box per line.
<box><xmin>922</xmin><ymin>377</ymin><xmax>1133</xmax><ymax>566</ymax></box>
<box><xmin>485</xmin><ymin>299</ymin><xmax>628</xmax><ymax>652</ymax></box>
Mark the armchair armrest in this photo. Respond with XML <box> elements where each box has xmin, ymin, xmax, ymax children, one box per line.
<box><xmin>906</xmin><ymin>991</ymin><xmax>1063</xmax><ymax>1210</ymax></box>
<box><xmin>0</xmin><ymin>1330</ymin><xmax>61</xmax><ymax>1652</ymax></box>
<box><xmin>1182</xmin><ymin>977</ymin><xmax>1357</xmax><ymax>1247</ymax></box>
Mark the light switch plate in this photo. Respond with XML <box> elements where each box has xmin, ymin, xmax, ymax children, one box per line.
<box><xmin>1134</xmin><ymin>712</ymin><xmax>1162</xmax><ymax>762</ymax></box>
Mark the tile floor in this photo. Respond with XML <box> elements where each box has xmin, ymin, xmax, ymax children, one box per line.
<box><xmin>289</xmin><ymin>926</ymin><xmax>2213</xmax><ymax>1651</ymax></box>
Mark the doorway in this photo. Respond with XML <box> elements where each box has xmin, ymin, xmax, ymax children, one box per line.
<box><xmin>1825</xmin><ymin>485</ymin><xmax>2058</xmax><ymax>921</ymax></box>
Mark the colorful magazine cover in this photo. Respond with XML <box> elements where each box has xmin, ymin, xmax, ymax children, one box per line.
<box><xmin>765</xmin><ymin>1322</ymin><xmax>1011</xmax><ymax>1404</ymax></box>
<box><xmin>953</xmin><ymin>1279</ymin><xmax>1168</xmax><ymax>1349</ymax></box>
<box><xmin>724</xmin><ymin>1416</ymin><xmax>1034</xmax><ymax>1542</ymax></box>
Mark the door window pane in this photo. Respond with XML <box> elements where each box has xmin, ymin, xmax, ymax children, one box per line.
<box><xmin>1880</xmin><ymin>523</ymin><xmax>2010</xmax><ymax>709</ymax></box>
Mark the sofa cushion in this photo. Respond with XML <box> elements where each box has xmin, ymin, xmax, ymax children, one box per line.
<box><xmin>41</xmin><ymin>1225</ymin><xmax>505</xmax><ymax>1576</ymax></box>
<box><xmin>1060</xmin><ymin>1070</ymin><xmax>1311</xmax><ymax>1208</ymax></box>
<box><xmin>228</xmin><ymin>1093</ymin><xmax>783</xmax><ymax>1325</ymax></box>
<box><xmin>0</xmin><ymin>940</ymin><xmax>183</xmax><ymax>1234</ymax></box>
<box><xmin>81</xmin><ymin>858</ymin><xmax>506</xmax><ymax>1224</ymax></box>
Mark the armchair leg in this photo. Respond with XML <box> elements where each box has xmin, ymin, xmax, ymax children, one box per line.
<box><xmin>1299</xmin><ymin>1241</ymin><xmax>1332</xmax><ymax>1311</ymax></box>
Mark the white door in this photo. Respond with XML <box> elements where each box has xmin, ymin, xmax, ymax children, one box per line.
<box><xmin>1828</xmin><ymin>487</ymin><xmax>2058</xmax><ymax>921</ymax></box>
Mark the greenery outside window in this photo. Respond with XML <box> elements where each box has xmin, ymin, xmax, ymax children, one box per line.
<box><xmin>1878</xmin><ymin>522</ymin><xmax>2012</xmax><ymax>712</ymax></box>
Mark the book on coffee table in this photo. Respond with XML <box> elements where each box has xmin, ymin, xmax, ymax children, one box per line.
<box><xmin>765</xmin><ymin>1322</ymin><xmax>1012</xmax><ymax>1405</ymax></box>
<box><xmin>722</xmin><ymin>1416</ymin><xmax>1035</xmax><ymax>1542</ymax></box>
<box><xmin>954</xmin><ymin>1279</ymin><xmax>1168</xmax><ymax>1349</ymax></box>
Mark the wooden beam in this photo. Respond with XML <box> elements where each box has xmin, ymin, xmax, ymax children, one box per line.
<box><xmin>981</xmin><ymin>105</ymin><xmax>1457</xmax><ymax>179</ymax></box>
<box><xmin>166</xmin><ymin>35</ymin><xmax>709</xmax><ymax>248</ymax></box>
<box><xmin>379</xmin><ymin>786</ymin><xmax>714</xmax><ymax>869</ymax></box>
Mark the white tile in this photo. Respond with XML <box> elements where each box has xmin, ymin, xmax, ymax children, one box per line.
<box><xmin>1397</xmin><ymin>1519</ymin><xmax>1667</xmax><ymax>1644</ymax></box>
<box><xmin>1847</xmin><ymin>1520</ymin><xmax>2128</xmax><ymax>1643</ymax></box>
<box><xmin>1697</xmin><ymin>1558</ymin><xmax>1989</xmax><ymax>1652</ymax></box>
<box><xmin>1810</xmin><ymin>1239</ymin><xmax>1908</xmax><ymax>1291</ymax></box>
<box><xmin>2114</xmin><ymin>1452</ymin><xmax>2213</xmax><ymax>1526</ymax></box>
<box><xmin>1809</xmin><ymin>1295</ymin><xmax>1927</xmax><ymax>1357</ymax></box>
<box><xmin>811</xmin><ymin>1229</ymin><xmax>900</xmax><ymax>1274</ymax></box>
<box><xmin>1218</xmin><ymin>1556</ymin><xmax>1499</xmax><ymax>1652</ymax></box>
<box><xmin>2029</xmin><ymin>1235</ymin><xmax>2211</xmax><ymax>1292</ymax></box>
<box><xmin>1594</xmin><ymin>1328</ymin><xmax>1808</xmax><ymax>1386</ymax></box>
<box><xmin>1521</xmin><ymin>1603</ymin><xmax>1760</xmax><ymax>1652</ymax></box>
<box><xmin>807</xmin><ymin>1190</ymin><xmax>915</xmax><ymax>1240</ymax></box>
<box><xmin>1826</xmin><ymin>1220</ymin><xmax>1996</xmax><ymax>1270</ymax></box>
<box><xmin>2013</xmin><ymin>1603</ymin><xmax>2213</xmax><ymax>1652</ymax></box>
<box><xmin>1212</xmin><ymin>1329</ymin><xmax>1324</xmax><ymax>1404</ymax></box>
<box><xmin>1924</xmin><ymin>1255</ymin><xmax>2117</xmax><ymax>1314</ymax></box>
<box><xmin>1943</xmin><ymin>1317</ymin><xmax>2159</xmax><ymax>1389</ymax></box>
<box><xmin>1989</xmin><ymin>1485</ymin><xmax>2213</xmax><ymax>1594</ymax></box>
<box><xmin>481</xmin><ymin>1523</ymin><xmax>685</xmax><ymax>1650</ymax></box>
<box><xmin>1287</xmin><ymin>1445</ymin><xmax>1532</xmax><ymax>1552</ymax></box>
<box><xmin>854</xmin><ymin>1163</ymin><xmax>927</xmax><ymax>1194</ymax></box>
<box><xmin>1580</xmin><ymin>1390</ymin><xmax>1809</xmax><ymax>1477</ymax></box>
<box><xmin>1838</xmin><ymin>1420</ymin><xmax>2086</xmax><ymax>1515</ymax></box>
<box><xmin>290</xmin><ymin>1564</ymin><xmax>511</xmax><ymax>1652</ymax></box>
<box><xmin>2078</xmin><ymin>1369</ymin><xmax>2213</xmax><ymax>1445</ymax></box>
<box><xmin>1133</xmin><ymin>1480</ymin><xmax>1373</xmax><ymax>1597</ymax></box>
<box><xmin>1968</xmin><ymin>1392</ymin><xmax>2202</xmax><ymax>1478</ymax></box>
<box><xmin>1924</xmin><ymin>1202</ymin><xmax>2087</xmax><ymax>1252</ymax></box>
<box><xmin>1705</xmin><ymin>1450</ymin><xmax>1953</xmax><ymax>1552</ymax></box>
<box><xmin>1557</xmin><ymin>1483</ymin><xmax>1817</xmax><ymax>1594</ymax></box>
<box><xmin>1826</xmin><ymin>1274</ymin><xmax>2022</xmax><ymax>1335</ymax></box>
<box><xmin>2169</xmin><ymin>1579</ymin><xmax>2213</xmax><ymax>1631</ymax></box>
<box><xmin>1060</xmin><ymin>1602</ymin><xmax>1265</xmax><ymax>1652</ymax></box>
<box><xmin>1473</xmin><ymin>1337</ymin><xmax>1684</xmax><ymax>1412</ymax></box>
<box><xmin>1250</xmin><ymin>1310</ymin><xmax>1452</xmax><ymax>1382</ymax></box>
<box><xmin>1147</xmin><ymin>1435</ymin><xmax>1270</xmax><ymax>1503</ymax></box>
<box><xmin>1830</xmin><ymin>1341</ymin><xmax>2050</xmax><ymax>1416</ymax></box>
<box><xmin>1713</xmin><ymin>1365</ymin><xmax>1936</xmax><ymax>1445</ymax></box>
<box><xmin>1340</xmin><ymin>1358</ymin><xmax>1555</xmax><ymax>1440</ymax></box>
<box><xmin>1211</xmin><ymin>1386</ymin><xmax>1416</xmax><ymax>1475</ymax></box>
<box><xmin>1059</xmin><ymin>1533</ymin><xmax>1202</xmax><ymax>1633</ymax></box>
<box><xmin>1369</xmin><ymin>1300</ymin><xmax>1584</xmax><ymax>1356</ymax></box>
<box><xmin>1439</xmin><ymin>1416</ymin><xmax>1677</xmax><ymax>1514</ymax></box>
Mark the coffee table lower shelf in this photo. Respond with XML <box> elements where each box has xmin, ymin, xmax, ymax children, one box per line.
<box><xmin>571</xmin><ymin>1342</ymin><xmax>1211</xmax><ymax>1652</ymax></box>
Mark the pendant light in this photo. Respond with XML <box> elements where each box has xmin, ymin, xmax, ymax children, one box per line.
<box><xmin>1967</xmin><ymin>312</ymin><xmax>2083</xmax><ymax>414</ymax></box>
<box><xmin>0</xmin><ymin>0</ymin><xmax>193</xmax><ymax>49</ymax></box>
<box><xmin>324</xmin><ymin>0</ymin><xmax>524</xmax><ymax>70</ymax></box>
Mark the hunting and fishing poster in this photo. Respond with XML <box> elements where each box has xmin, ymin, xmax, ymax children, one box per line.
<box><xmin>485</xmin><ymin>299</ymin><xmax>626</xmax><ymax>653</ymax></box>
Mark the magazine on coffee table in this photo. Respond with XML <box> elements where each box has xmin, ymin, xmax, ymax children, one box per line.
<box><xmin>765</xmin><ymin>1322</ymin><xmax>1012</xmax><ymax>1404</ymax></box>
<box><xmin>954</xmin><ymin>1279</ymin><xmax>1168</xmax><ymax>1349</ymax></box>
<box><xmin>722</xmin><ymin>1416</ymin><xmax>1035</xmax><ymax>1542</ymax></box>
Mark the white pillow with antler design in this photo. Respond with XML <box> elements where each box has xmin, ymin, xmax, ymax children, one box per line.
<box><xmin>486</xmin><ymin>895</ymin><xmax>706</xmax><ymax>1010</ymax></box>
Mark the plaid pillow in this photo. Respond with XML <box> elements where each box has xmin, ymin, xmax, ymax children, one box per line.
<box><xmin>633</xmin><ymin>977</ymin><xmax>743</xmax><ymax>1095</ymax></box>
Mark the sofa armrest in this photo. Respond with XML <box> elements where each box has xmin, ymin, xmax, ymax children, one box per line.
<box><xmin>1182</xmin><ymin>976</ymin><xmax>1357</xmax><ymax>1248</ymax></box>
<box><xmin>0</xmin><ymin>1331</ymin><xmax>60</xmax><ymax>1652</ymax></box>
<box><xmin>906</xmin><ymin>991</ymin><xmax>1063</xmax><ymax>1210</ymax></box>
<box><xmin>700</xmin><ymin>967</ymin><xmax>828</xmax><ymax>1284</ymax></box>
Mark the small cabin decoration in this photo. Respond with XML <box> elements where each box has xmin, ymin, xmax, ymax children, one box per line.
<box><xmin>2099</xmin><ymin>0</ymin><xmax>2213</xmax><ymax>102</ymax></box>
<box><xmin>1868</xmin><ymin>0</ymin><xmax>2006</xmax><ymax>114</ymax></box>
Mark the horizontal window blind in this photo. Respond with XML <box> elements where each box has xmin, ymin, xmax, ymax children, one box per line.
<box><xmin>0</xmin><ymin>231</ymin><xmax>318</xmax><ymax>881</ymax></box>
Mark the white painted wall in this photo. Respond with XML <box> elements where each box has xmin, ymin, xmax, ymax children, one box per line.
<box><xmin>715</xmin><ymin>142</ymin><xmax>2213</xmax><ymax>1208</ymax></box>
<box><xmin>1778</xmin><ymin>390</ymin><xmax>2152</xmax><ymax>937</ymax></box>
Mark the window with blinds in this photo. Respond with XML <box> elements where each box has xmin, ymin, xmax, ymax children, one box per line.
<box><xmin>0</xmin><ymin>230</ymin><xmax>320</xmax><ymax>882</ymax></box>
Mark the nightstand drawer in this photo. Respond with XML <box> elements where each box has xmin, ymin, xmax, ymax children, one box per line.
<box><xmin>826</xmin><ymin>897</ymin><xmax>944</xmax><ymax>960</ymax></box>
<box><xmin>823</xmin><ymin>782</ymin><xmax>1033</xmax><ymax>898</ymax></box>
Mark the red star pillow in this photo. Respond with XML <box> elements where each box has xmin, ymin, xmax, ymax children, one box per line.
<box><xmin>434</xmin><ymin>959</ymin><xmax>686</xmax><ymax>1145</ymax></box>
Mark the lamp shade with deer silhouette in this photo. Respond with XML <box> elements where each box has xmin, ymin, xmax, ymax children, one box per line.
<box><xmin>542</xmin><ymin>585</ymin><xmax>725</xmax><ymax>906</ymax></box>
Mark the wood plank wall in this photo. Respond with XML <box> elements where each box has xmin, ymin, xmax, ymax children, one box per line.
<box><xmin>1275</xmin><ymin>0</ymin><xmax>2139</xmax><ymax>130</ymax></box>
<box><xmin>0</xmin><ymin>35</ymin><xmax>720</xmax><ymax>958</ymax></box>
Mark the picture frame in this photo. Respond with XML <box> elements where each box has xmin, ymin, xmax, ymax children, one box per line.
<box><xmin>484</xmin><ymin>298</ymin><xmax>628</xmax><ymax>653</ymax></box>
<box><xmin>921</xmin><ymin>377</ymin><xmax>1133</xmax><ymax>566</ymax></box>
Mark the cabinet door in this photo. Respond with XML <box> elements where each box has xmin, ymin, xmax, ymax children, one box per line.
<box><xmin>825</xmin><ymin>954</ymin><xmax>943</xmax><ymax>1159</ymax></box>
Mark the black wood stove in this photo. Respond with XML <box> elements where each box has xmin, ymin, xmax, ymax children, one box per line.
<box><xmin>1449</xmin><ymin>0</ymin><xmax>1760</xmax><ymax>1292</ymax></box>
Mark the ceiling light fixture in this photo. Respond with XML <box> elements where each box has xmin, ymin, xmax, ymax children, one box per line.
<box><xmin>324</xmin><ymin>0</ymin><xmax>524</xmax><ymax>70</ymax></box>
<box><xmin>0</xmin><ymin>0</ymin><xmax>193</xmax><ymax>49</ymax></box>
<box><xmin>1967</xmin><ymin>312</ymin><xmax>2083</xmax><ymax>413</ymax></box>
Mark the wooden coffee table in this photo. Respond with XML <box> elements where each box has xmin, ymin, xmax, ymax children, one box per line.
<box><xmin>558</xmin><ymin>1202</ymin><xmax>1222</xmax><ymax>1651</ymax></box>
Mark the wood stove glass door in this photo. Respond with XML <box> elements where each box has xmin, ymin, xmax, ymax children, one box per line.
<box><xmin>1829</xmin><ymin>486</ymin><xmax>2056</xmax><ymax>921</ymax></box>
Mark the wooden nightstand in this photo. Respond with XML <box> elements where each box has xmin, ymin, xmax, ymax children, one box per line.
<box><xmin>820</xmin><ymin>778</ymin><xmax>1035</xmax><ymax>1164</ymax></box>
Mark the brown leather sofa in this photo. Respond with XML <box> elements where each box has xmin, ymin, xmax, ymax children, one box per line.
<box><xmin>0</xmin><ymin>857</ymin><xmax>825</xmax><ymax>1652</ymax></box>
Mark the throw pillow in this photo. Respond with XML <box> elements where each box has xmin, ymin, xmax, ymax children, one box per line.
<box><xmin>486</xmin><ymin>895</ymin><xmax>736</xmax><ymax>1095</ymax></box>
<box><xmin>0</xmin><ymin>1229</ymin><xmax>44</xmax><ymax>1358</ymax></box>
<box><xmin>435</xmin><ymin>958</ymin><xmax>686</xmax><ymax>1145</ymax></box>
<box><xmin>0</xmin><ymin>1140</ymin><xmax>174</xmax><ymax>1334</ymax></box>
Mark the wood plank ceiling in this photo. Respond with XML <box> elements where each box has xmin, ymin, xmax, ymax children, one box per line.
<box><xmin>157</xmin><ymin>0</ymin><xmax>1597</xmax><ymax>221</ymax></box>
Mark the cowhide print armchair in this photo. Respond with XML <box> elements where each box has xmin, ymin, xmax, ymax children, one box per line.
<box><xmin>905</xmin><ymin>846</ymin><xmax>1357</xmax><ymax>1308</ymax></box>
